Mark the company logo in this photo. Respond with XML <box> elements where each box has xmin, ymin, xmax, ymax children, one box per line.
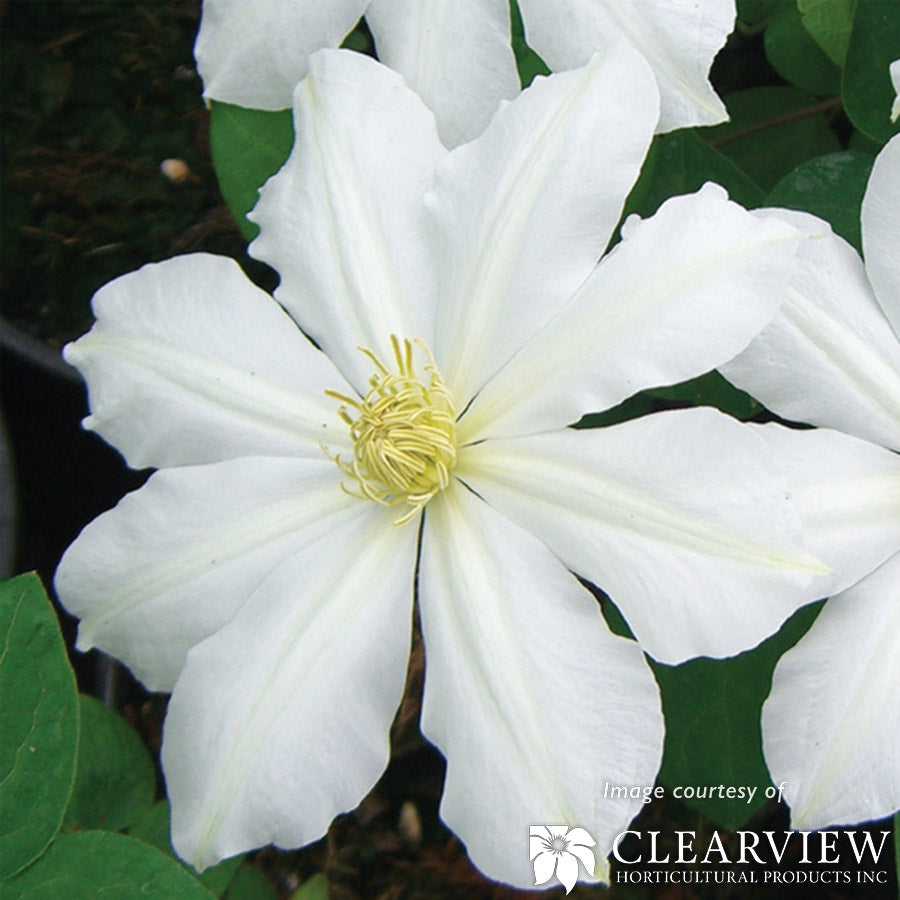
<box><xmin>530</xmin><ymin>825</ymin><xmax>596</xmax><ymax>894</ymax></box>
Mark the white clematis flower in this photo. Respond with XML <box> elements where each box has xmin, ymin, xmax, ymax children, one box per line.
<box><xmin>721</xmin><ymin>135</ymin><xmax>900</xmax><ymax>829</ymax></box>
<box><xmin>194</xmin><ymin>0</ymin><xmax>734</xmax><ymax>145</ymax></box>
<box><xmin>530</xmin><ymin>826</ymin><xmax>596</xmax><ymax>894</ymax></box>
<box><xmin>58</xmin><ymin>47</ymin><xmax>820</xmax><ymax>887</ymax></box>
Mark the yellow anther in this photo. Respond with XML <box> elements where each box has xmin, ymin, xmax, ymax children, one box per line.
<box><xmin>325</xmin><ymin>337</ymin><xmax>457</xmax><ymax>524</ymax></box>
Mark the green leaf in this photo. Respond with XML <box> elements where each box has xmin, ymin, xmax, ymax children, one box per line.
<box><xmin>128</xmin><ymin>802</ymin><xmax>243</xmax><ymax>898</ymax></box>
<box><xmin>798</xmin><ymin>0</ymin><xmax>855</xmax><ymax>65</ymax></box>
<box><xmin>509</xmin><ymin>0</ymin><xmax>549</xmax><ymax>88</ymax></box>
<box><xmin>654</xmin><ymin>602</ymin><xmax>822</xmax><ymax>830</ymax></box>
<box><xmin>209</xmin><ymin>101</ymin><xmax>294</xmax><ymax>242</ymax></box>
<box><xmin>766</xmin><ymin>150</ymin><xmax>874</xmax><ymax>251</ymax></box>
<box><xmin>842</xmin><ymin>0</ymin><xmax>900</xmax><ymax>144</ymax></box>
<box><xmin>624</xmin><ymin>128</ymin><xmax>764</xmax><ymax>222</ymax></box>
<box><xmin>765</xmin><ymin>6</ymin><xmax>841</xmax><ymax>95</ymax></box>
<box><xmin>6</xmin><ymin>830</ymin><xmax>215</xmax><ymax>899</ymax></box>
<box><xmin>702</xmin><ymin>86</ymin><xmax>842</xmax><ymax>191</ymax></box>
<box><xmin>0</xmin><ymin>574</ymin><xmax>79</xmax><ymax>880</ymax></box>
<box><xmin>223</xmin><ymin>862</ymin><xmax>279</xmax><ymax>900</ymax></box>
<box><xmin>648</xmin><ymin>370</ymin><xmax>764</xmax><ymax>421</ymax></box>
<box><xmin>290</xmin><ymin>873</ymin><xmax>329</xmax><ymax>900</ymax></box>
<box><xmin>737</xmin><ymin>0</ymin><xmax>788</xmax><ymax>30</ymax></box>
<box><xmin>62</xmin><ymin>695</ymin><xmax>156</xmax><ymax>833</ymax></box>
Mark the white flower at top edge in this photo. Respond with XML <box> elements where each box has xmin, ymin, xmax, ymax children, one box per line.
<box><xmin>57</xmin><ymin>47</ymin><xmax>823</xmax><ymax>888</ymax></box>
<box><xmin>720</xmin><ymin>134</ymin><xmax>900</xmax><ymax>830</ymax></box>
<box><xmin>194</xmin><ymin>0</ymin><xmax>735</xmax><ymax>145</ymax></box>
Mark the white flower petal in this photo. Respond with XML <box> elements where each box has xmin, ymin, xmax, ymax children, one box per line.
<box><xmin>365</xmin><ymin>0</ymin><xmax>519</xmax><ymax>147</ymax></box>
<box><xmin>567</xmin><ymin>842</ymin><xmax>596</xmax><ymax>877</ymax></box>
<box><xmin>63</xmin><ymin>254</ymin><xmax>349</xmax><ymax>469</ymax></box>
<box><xmin>459</xmin><ymin>408</ymin><xmax>825</xmax><ymax>665</ymax></box>
<box><xmin>430</xmin><ymin>45</ymin><xmax>659</xmax><ymax>407</ymax></box>
<box><xmin>861</xmin><ymin>133</ymin><xmax>900</xmax><ymax>335</ymax></box>
<box><xmin>250</xmin><ymin>50</ymin><xmax>444</xmax><ymax>394</ymax></box>
<box><xmin>556</xmin><ymin>851</ymin><xmax>579</xmax><ymax>893</ymax></box>
<box><xmin>518</xmin><ymin>0</ymin><xmax>733</xmax><ymax>132</ymax></box>
<box><xmin>55</xmin><ymin>458</ymin><xmax>357</xmax><ymax>693</ymax></box>
<box><xmin>763</xmin><ymin>553</ymin><xmax>900</xmax><ymax>829</ymax></box>
<box><xmin>566</xmin><ymin>827</ymin><xmax>596</xmax><ymax>848</ymax></box>
<box><xmin>462</xmin><ymin>184</ymin><xmax>804</xmax><ymax>442</ymax></box>
<box><xmin>419</xmin><ymin>483</ymin><xmax>662</xmax><ymax>888</ymax></box>
<box><xmin>890</xmin><ymin>60</ymin><xmax>900</xmax><ymax>122</ymax></box>
<box><xmin>752</xmin><ymin>424</ymin><xmax>900</xmax><ymax>602</ymax></box>
<box><xmin>531</xmin><ymin>850</ymin><xmax>557</xmax><ymax>885</ymax></box>
<box><xmin>721</xmin><ymin>210</ymin><xmax>900</xmax><ymax>451</ymax></box>
<box><xmin>164</xmin><ymin>501</ymin><xmax>418</xmax><ymax>870</ymax></box>
<box><xmin>194</xmin><ymin>0</ymin><xmax>368</xmax><ymax>110</ymax></box>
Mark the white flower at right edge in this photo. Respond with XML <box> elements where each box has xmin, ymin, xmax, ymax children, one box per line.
<box><xmin>721</xmin><ymin>135</ymin><xmax>900</xmax><ymax>829</ymax></box>
<box><xmin>890</xmin><ymin>59</ymin><xmax>900</xmax><ymax>122</ymax></box>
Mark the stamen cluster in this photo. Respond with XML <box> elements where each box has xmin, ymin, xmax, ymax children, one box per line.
<box><xmin>327</xmin><ymin>336</ymin><xmax>458</xmax><ymax>524</ymax></box>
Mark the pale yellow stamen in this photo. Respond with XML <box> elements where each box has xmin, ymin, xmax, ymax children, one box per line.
<box><xmin>325</xmin><ymin>336</ymin><xmax>457</xmax><ymax>524</ymax></box>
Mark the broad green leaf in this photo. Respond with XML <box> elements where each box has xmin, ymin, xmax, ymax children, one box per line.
<box><xmin>0</xmin><ymin>574</ymin><xmax>78</xmax><ymax>880</ymax></box>
<box><xmin>223</xmin><ymin>862</ymin><xmax>279</xmax><ymax>900</ymax></box>
<box><xmin>128</xmin><ymin>802</ymin><xmax>243</xmax><ymax>898</ymax></box>
<box><xmin>209</xmin><ymin>101</ymin><xmax>294</xmax><ymax>242</ymax></box>
<box><xmin>647</xmin><ymin>371</ymin><xmax>763</xmax><ymax>421</ymax></box>
<box><xmin>737</xmin><ymin>0</ymin><xmax>788</xmax><ymax>30</ymax></box>
<box><xmin>765</xmin><ymin>6</ymin><xmax>841</xmax><ymax>95</ymax></box>
<box><xmin>63</xmin><ymin>694</ymin><xmax>156</xmax><ymax>832</ymax></box>
<box><xmin>766</xmin><ymin>150</ymin><xmax>874</xmax><ymax>251</ymax></box>
<box><xmin>624</xmin><ymin>128</ymin><xmax>764</xmax><ymax>222</ymax></box>
<box><xmin>654</xmin><ymin>602</ymin><xmax>823</xmax><ymax>830</ymax></box>
<box><xmin>702</xmin><ymin>86</ymin><xmax>842</xmax><ymax>191</ymax></box>
<box><xmin>798</xmin><ymin>0</ymin><xmax>855</xmax><ymax>65</ymax></box>
<box><xmin>6</xmin><ymin>830</ymin><xmax>215</xmax><ymax>899</ymax></box>
<box><xmin>290</xmin><ymin>873</ymin><xmax>329</xmax><ymax>900</ymax></box>
<box><xmin>509</xmin><ymin>0</ymin><xmax>549</xmax><ymax>88</ymax></box>
<box><xmin>842</xmin><ymin>0</ymin><xmax>900</xmax><ymax>144</ymax></box>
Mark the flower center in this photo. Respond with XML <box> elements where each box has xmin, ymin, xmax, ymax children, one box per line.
<box><xmin>550</xmin><ymin>837</ymin><xmax>568</xmax><ymax>854</ymax></box>
<box><xmin>326</xmin><ymin>336</ymin><xmax>458</xmax><ymax>524</ymax></box>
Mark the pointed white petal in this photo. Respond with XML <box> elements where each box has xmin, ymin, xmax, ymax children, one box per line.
<box><xmin>556</xmin><ymin>852</ymin><xmax>579</xmax><ymax>892</ymax></box>
<box><xmin>430</xmin><ymin>45</ymin><xmax>659</xmax><ymax>407</ymax></box>
<box><xmin>567</xmin><ymin>842</ymin><xmax>596</xmax><ymax>877</ymax></box>
<box><xmin>721</xmin><ymin>210</ymin><xmax>900</xmax><ymax>450</ymax></box>
<box><xmin>566</xmin><ymin>827</ymin><xmax>596</xmax><ymax>848</ymax></box>
<box><xmin>419</xmin><ymin>484</ymin><xmax>662</xmax><ymax>888</ymax></box>
<box><xmin>763</xmin><ymin>553</ymin><xmax>900</xmax><ymax>829</ymax></box>
<box><xmin>194</xmin><ymin>0</ymin><xmax>368</xmax><ymax>110</ymax></box>
<box><xmin>862</xmin><ymin>134</ymin><xmax>900</xmax><ymax>335</ymax></box>
<box><xmin>55</xmin><ymin>458</ymin><xmax>356</xmax><ymax>693</ymax></box>
<box><xmin>462</xmin><ymin>184</ymin><xmax>803</xmax><ymax>442</ymax></box>
<box><xmin>365</xmin><ymin>0</ymin><xmax>519</xmax><ymax>147</ymax></box>
<box><xmin>250</xmin><ymin>50</ymin><xmax>444</xmax><ymax>394</ymax></box>
<box><xmin>459</xmin><ymin>409</ymin><xmax>825</xmax><ymax>665</ymax></box>
<box><xmin>518</xmin><ymin>0</ymin><xmax>733</xmax><ymax>131</ymax></box>
<box><xmin>63</xmin><ymin>254</ymin><xmax>350</xmax><ymax>469</ymax></box>
<box><xmin>532</xmin><ymin>850</ymin><xmax>557</xmax><ymax>885</ymax></box>
<box><xmin>752</xmin><ymin>424</ymin><xmax>900</xmax><ymax>603</ymax></box>
<box><xmin>164</xmin><ymin>502</ymin><xmax>418</xmax><ymax>870</ymax></box>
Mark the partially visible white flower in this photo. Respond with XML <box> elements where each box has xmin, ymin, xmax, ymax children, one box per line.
<box><xmin>530</xmin><ymin>826</ymin><xmax>596</xmax><ymax>894</ymax></box>
<box><xmin>721</xmin><ymin>135</ymin><xmax>900</xmax><ymax>829</ymax></box>
<box><xmin>194</xmin><ymin>0</ymin><xmax>735</xmax><ymax>145</ymax></box>
<box><xmin>517</xmin><ymin>0</ymin><xmax>734</xmax><ymax>132</ymax></box>
<box><xmin>58</xmin><ymin>48</ymin><xmax>819</xmax><ymax>889</ymax></box>
<box><xmin>888</xmin><ymin>59</ymin><xmax>900</xmax><ymax>122</ymax></box>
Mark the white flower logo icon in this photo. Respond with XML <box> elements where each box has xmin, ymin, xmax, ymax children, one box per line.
<box><xmin>530</xmin><ymin>825</ymin><xmax>596</xmax><ymax>893</ymax></box>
